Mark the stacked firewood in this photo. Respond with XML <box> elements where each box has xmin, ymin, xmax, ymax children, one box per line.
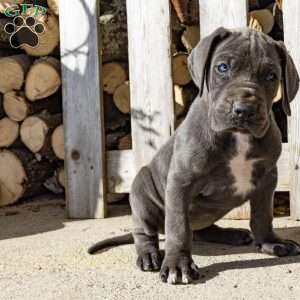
<box><xmin>0</xmin><ymin>0</ymin><xmax>64</xmax><ymax>207</ymax></box>
<box><xmin>103</xmin><ymin>0</ymin><xmax>286</xmax><ymax>152</ymax></box>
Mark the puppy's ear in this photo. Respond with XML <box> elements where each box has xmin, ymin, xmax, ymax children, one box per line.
<box><xmin>276</xmin><ymin>41</ymin><xmax>300</xmax><ymax>116</ymax></box>
<box><xmin>188</xmin><ymin>27</ymin><xmax>230</xmax><ymax>97</ymax></box>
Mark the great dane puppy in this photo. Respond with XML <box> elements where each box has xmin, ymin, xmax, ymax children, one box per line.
<box><xmin>89</xmin><ymin>27</ymin><xmax>300</xmax><ymax>284</ymax></box>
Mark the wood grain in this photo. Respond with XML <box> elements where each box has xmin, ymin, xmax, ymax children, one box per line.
<box><xmin>59</xmin><ymin>0</ymin><xmax>107</xmax><ymax>218</ymax></box>
<box><xmin>199</xmin><ymin>0</ymin><xmax>248</xmax><ymax>37</ymax></box>
<box><xmin>126</xmin><ymin>0</ymin><xmax>175</xmax><ymax>173</ymax></box>
<box><xmin>283</xmin><ymin>0</ymin><xmax>300</xmax><ymax>220</ymax></box>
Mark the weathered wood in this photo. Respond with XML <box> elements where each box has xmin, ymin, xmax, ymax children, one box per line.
<box><xmin>127</xmin><ymin>0</ymin><xmax>175</xmax><ymax>172</ymax></box>
<box><xmin>107</xmin><ymin>150</ymin><xmax>133</xmax><ymax>193</ymax></box>
<box><xmin>106</xmin><ymin>143</ymin><xmax>290</xmax><ymax>197</ymax></box>
<box><xmin>60</xmin><ymin>0</ymin><xmax>106</xmax><ymax>218</ymax></box>
<box><xmin>283</xmin><ymin>0</ymin><xmax>300</xmax><ymax>220</ymax></box>
<box><xmin>199</xmin><ymin>0</ymin><xmax>248</xmax><ymax>37</ymax></box>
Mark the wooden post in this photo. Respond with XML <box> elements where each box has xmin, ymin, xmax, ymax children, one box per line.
<box><xmin>59</xmin><ymin>0</ymin><xmax>107</xmax><ymax>218</ymax></box>
<box><xmin>283</xmin><ymin>0</ymin><xmax>300</xmax><ymax>220</ymax></box>
<box><xmin>199</xmin><ymin>0</ymin><xmax>248</xmax><ymax>37</ymax></box>
<box><xmin>199</xmin><ymin>0</ymin><xmax>249</xmax><ymax>219</ymax></box>
<box><xmin>127</xmin><ymin>0</ymin><xmax>175</xmax><ymax>172</ymax></box>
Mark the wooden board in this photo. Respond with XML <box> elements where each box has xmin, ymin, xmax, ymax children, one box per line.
<box><xmin>199</xmin><ymin>0</ymin><xmax>248</xmax><ymax>38</ymax></box>
<box><xmin>59</xmin><ymin>0</ymin><xmax>107</xmax><ymax>218</ymax></box>
<box><xmin>126</xmin><ymin>0</ymin><xmax>175</xmax><ymax>173</ymax></box>
<box><xmin>283</xmin><ymin>0</ymin><xmax>300</xmax><ymax>220</ymax></box>
<box><xmin>107</xmin><ymin>144</ymin><xmax>290</xmax><ymax>195</ymax></box>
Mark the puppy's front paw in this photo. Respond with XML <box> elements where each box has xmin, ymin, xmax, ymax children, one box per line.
<box><xmin>258</xmin><ymin>240</ymin><xmax>300</xmax><ymax>257</ymax></box>
<box><xmin>160</xmin><ymin>254</ymin><xmax>200</xmax><ymax>284</ymax></box>
<box><xmin>136</xmin><ymin>249</ymin><xmax>162</xmax><ymax>271</ymax></box>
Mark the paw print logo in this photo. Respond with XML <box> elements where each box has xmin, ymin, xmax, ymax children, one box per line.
<box><xmin>4</xmin><ymin>16</ymin><xmax>45</xmax><ymax>49</ymax></box>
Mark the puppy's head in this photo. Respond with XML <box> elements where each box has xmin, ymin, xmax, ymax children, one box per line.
<box><xmin>188</xmin><ymin>27</ymin><xmax>299</xmax><ymax>138</ymax></box>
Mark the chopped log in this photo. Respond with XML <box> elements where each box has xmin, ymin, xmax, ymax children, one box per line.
<box><xmin>25</xmin><ymin>57</ymin><xmax>61</xmax><ymax>101</ymax></box>
<box><xmin>113</xmin><ymin>81</ymin><xmax>130</xmax><ymax>114</ymax></box>
<box><xmin>100</xmin><ymin>0</ymin><xmax>128</xmax><ymax>63</ymax></box>
<box><xmin>3</xmin><ymin>90</ymin><xmax>62</xmax><ymax>122</ymax></box>
<box><xmin>181</xmin><ymin>25</ymin><xmax>200</xmax><ymax>52</ymax></box>
<box><xmin>0</xmin><ymin>54</ymin><xmax>31</xmax><ymax>93</ymax></box>
<box><xmin>170</xmin><ymin>0</ymin><xmax>199</xmax><ymax>25</ymax></box>
<box><xmin>118</xmin><ymin>134</ymin><xmax>132</xmax><ymax>150</ymax></box>
<box><xmin>58</xmin><ymin>167</ymin><xmax>65</xmax><ymax>188</ymax></box>
<box><xmin>174</xmin><ymin>84</ymin><xmax>198</xmax><ymax>117</ymax></box>
<box><xmin>3</xmin><ymin>91</ymin><xmax>28</xmax><ymax>122</ymax></box>
<box><xmin>0</xmin><ymin>117</ymin><xmax>19</xmax><ymax>147</ymax></box>
<box><xmin>273</xmin><ymin>82</ymin><xmax>282</xmax><ymax>103</ymax></box>
<box><xmin>0</xmin><ymin>93</ymin><xmax>5</xmax><ymax>118</ymax></box>
<box><xmin>0</xmin><ymin>149</ymin><xmax>53</xmax><ymax>207</ymax></box>
<box><xmin>172</xmin><ymin>53</ymin><xmax>192</xmax><ymax>86</ymax></box>
<box><xmin>174</xmin><ymin>85</ymin><xmax>187</xmax><ymax>116</ymax></box>
<box><xmin>0</xmin><ymin>0</ymin><xmax>24</xmax><ymax>13</ymax></box>
<box><xmin>20</xmin><ymin>113</ymin><xmax>62</xmax><ymax>156</ymax></box>
<box><xmin>249</xmin><ymin>9</ymin><xmax>274</xmax><ymax>34</ymax></box>
<box><xmin>0</xmin><ymin>18</ymin><xmax>10</xmax><ymax>44</ymax></box>
<box><xmin>44</xmin><ymin>167</ymin><xmax>64</xmax><ymax>194</ymax></box>
<box><xmin>273</xmin><ymin>1</ymin><xmax>283</xmax><ymax>31</ymax></box>
<box><xmin>106</xmin><ymin>131</ymin><xmax>128</xmax><ymax>150</ymax></box>
<box><xmin>47</xmin><ymin>0</ymin><xmax>59</xmax><ymax>15</ymax></box>
<box><xmin>51</xmin><ymin>124</ymin><xmax>64</xmax><ymax>160</ymax></box>
<box><xmin>19</xmin><ymin>8</ymin><xmax>59</xmax><ymax>56</ymax></box>
<box><xmin>102</xmin><ymin>62</ymin><xmax>127</xmax><ymax>94</ymax></box>
<box><xmin>104</xmin><ymin>93</ymin><xmax>130</xmax><ymax>131</ymax></box>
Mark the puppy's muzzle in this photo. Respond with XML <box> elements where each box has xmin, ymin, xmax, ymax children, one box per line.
<box><xmin>232</xmin><ymin>101</ymin><xmax>258</xmax><ymax>122</ymax></box>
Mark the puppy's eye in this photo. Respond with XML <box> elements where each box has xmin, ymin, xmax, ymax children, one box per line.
<box><xmin>265</xmin><ymin>72</ymin><xmax>277</xmax><ymax>81</ymax></box>
<box><xmin>217</xmin><ymin>63</ymin><xmax>230</xmax><ymax>73</ymax></box>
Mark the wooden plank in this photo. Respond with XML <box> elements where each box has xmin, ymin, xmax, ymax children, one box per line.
<box><xmin>199</xmin><ymin>0</ymin><xmax>248</xmax><ymax>38</ymax></box>
<box><xmin>283</xmin><ymin>0</ymin><xmax>300</xmax><ymax>220</ymax></box>
<box><xmin>59</xmin><ymin>0</ymin><xmax>107</xmax><ymax>218</ymax></box>
<box><xmin>277</xmin><ymin>143</ymin><xmax>290</xmax><ymax>192</ymax></box>
<box><xmin>107</xmin><ymin>150</ymin><xmax>133</xmax><ymax>193</ymax></box>
<box><xmin>126</xmin><ymin>0</ymin><xmax>175</xmax><ymax>173</ymax></box>
<box><xmin>199</xmin><ymin>0</ymin><xmax>249</xmax><ymax>219</ymax></box>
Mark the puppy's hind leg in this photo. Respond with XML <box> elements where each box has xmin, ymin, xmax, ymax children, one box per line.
<box><xmin>193</xmin><ymin>224</ymin><xmax>253</xmax><ymax>246</ymax></box>
<box><xmin>130</xmin><ymin>167</ymin><xmax>164</xmax><ymax>272</ymax></box>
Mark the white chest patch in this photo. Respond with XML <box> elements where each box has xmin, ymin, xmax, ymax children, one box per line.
<box><xmin>229</xmin><ymin>133</ymin><xmax>259</xmax><ymax>197</ymax></box>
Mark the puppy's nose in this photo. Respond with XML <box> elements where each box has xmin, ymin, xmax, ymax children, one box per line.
<box><xmin>233</xmin><ymin>102</ymin><xmax>257</xmax><ymax>120</ymax></box>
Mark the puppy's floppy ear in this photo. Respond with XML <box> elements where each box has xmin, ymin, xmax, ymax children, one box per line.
<box><xmin>276</xmin><ymin>41</ymin><xmax>300</xmax><ymax>116</ymax></box>
<box><xmin>188</xmin><ymin>27</ymin><xmax>231</xmax><ymax>97</ymax></box>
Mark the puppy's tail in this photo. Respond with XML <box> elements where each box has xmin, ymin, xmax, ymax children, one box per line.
<box><xmin>88</xmin><ymin>233</ymin><xmax>134</xmax><ymax>254</ymax></box>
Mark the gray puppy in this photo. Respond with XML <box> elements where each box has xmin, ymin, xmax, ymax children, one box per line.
<box><xmin>89</xmin><ymin>27</ymin><xmax>300</xmax><ymax>284</ymax></box>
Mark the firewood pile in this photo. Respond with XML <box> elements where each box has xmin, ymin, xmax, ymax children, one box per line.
<box><xmin>0</xmin><ymin>0</ymin><xmax>287</xmax><ymax>207</ymax></box>
<box><xmin>0</xmin><ymin>0</ymin><xmax>64</xmax><ymax>207</ymax></box>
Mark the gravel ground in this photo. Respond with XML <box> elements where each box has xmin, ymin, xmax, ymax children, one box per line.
<box><xmin>1</xmin><ymin>196</ymin><xmax>300</xmax><ymax>300</ymax></box>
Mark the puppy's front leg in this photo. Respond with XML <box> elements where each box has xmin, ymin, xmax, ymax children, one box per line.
<box><xmin>160</xmin><ymin>172</ymin><xmax>200</xmax><ymax>284</ymax></box>
<box><xmin>250</xmin><ymin>168</ymin><xmax>300</xmax><ymax>257</ymax></box>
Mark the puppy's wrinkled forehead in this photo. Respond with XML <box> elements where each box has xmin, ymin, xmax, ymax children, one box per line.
<box><xmin>212</xmin><ymin>29</ymin><xmax>281</xmax><ymax>71</ymax></box>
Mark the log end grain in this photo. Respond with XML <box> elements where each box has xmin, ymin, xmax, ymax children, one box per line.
<box><xmin>0</xmin><ymin>150</ymin><xmax>27</xmax><ymax>207</ymax></box>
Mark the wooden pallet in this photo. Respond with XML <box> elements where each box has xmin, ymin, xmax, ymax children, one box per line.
<box><xmin>59</xmin><ymin>0</ymin><xmax>300</xmax><ymax>220</ymax></box>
